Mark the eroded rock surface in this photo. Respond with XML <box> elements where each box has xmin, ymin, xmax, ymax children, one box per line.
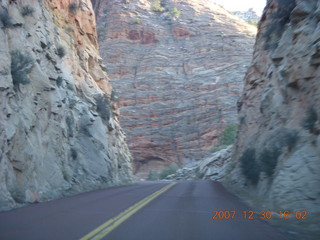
<box><xmin>93</xmin><ymin>0</ymin><xmax>256</xmax><ymax>177</ymax></box>
<box><xmin>224</xmin><ymin>0</ymin><xmax>320</xmax><ymax>237</ymax></box>
<box><xmin>166</xmin><ymin>145</ymin><xmax>232</xmax><ymax>180</ymax></box>
<box><xmin>0</xmin><ymin>0</ymin><xmax>133</xmax><ymax>211</ymax></box>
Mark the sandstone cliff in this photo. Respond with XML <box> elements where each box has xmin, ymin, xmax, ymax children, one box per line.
<box><xmin>224</xmin><ymin>0</ymin><xmax>320</xmax><ymax>238</ymax></box>
<box><xmin>0</xmin><ymin>0</ymin><xmax>133</xmax><ymax>211</ymax></box>
<box><xmin>92</xmin><ymin>0</ymin><xmax>256</xmax><ymax>177</ymax></box>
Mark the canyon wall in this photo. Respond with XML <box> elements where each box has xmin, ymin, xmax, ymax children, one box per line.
<box><xmin>93</xmin><ymin>0</ymin><xmax>256</xmax><ymax>177</ymax></box>
<box><xmin>225</xmin><ymin>0</ymin><xmax>320</xmax><ymax>237</ymax></box>
<box><xmin>0</xmin><ymin>0</ymin><xmax>133</xmax><ymax>211</ymax></box>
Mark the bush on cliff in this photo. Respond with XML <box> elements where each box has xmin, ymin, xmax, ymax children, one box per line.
<box><xmin>169</xmin><ymin>7</ymin><xmax>180</xmax><ymax>19</ymax></box>
<box><xmin>151</xmin><ymin>0</ymin><xmax>164</xmax><ymax>12</ymax></box>
<box><xmin>219</xmin><ymin>124</ymin><xmax>237</xmax><ymax>145</ymax></box>
<box><xmin>259</xmin><ymin>147</ymin><xmax>281</xmax><ymax>177</ymax></box>
<box><xmin>210</xmin><ymin>123</ymin><xmax>237</xmax><ymax>153</ymax></box>
<box><xmin>95</xmin><ymin>95</ymin><xmax>112</xmax><ymax>121</ymax></box>
<box><xmin>257</xmin><ymin>128</ymin><xmax>299</xmax><ymax>177</ymax></box>
<box><xmin>10</xmin><ymin>50</ymin><xmax>34</xmax><ymax>86</ymax></box>
<box><xmin>57</xmin><ymin>46</ymin><xmax>66</xmax><ymax>58</ymax></box>
<box><xmin>21</xmin><ymin>5</ymin><xmax>35</xmax><ymax>17</ymax></box>
<box><xmin>68</xmin><ymin>2</ymin><xmax>79</xmax><ymax>15</ymax></box>
<box><xmin>240</xmin><ymin>148</ymin><xmax>260</xmax><ymax>185</ymax></box>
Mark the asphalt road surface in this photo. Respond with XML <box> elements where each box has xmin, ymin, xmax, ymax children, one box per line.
<box><xmin>0</xmin><ymin>180</ymin><xmax>290</xmax><ymax>240</ymax></box>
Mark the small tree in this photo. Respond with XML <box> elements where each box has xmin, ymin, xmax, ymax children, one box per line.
<box><xmin>95</xmin><ymin>95</ymin><xmax>112</xmax><ymax>120</ymax></box>
<box><xmin>57</xmin><ymin>46</ymin><xmax>66</xmax><ymax>58</ymax></box>
<box><xmin>259</xmin><ymin>147</ymin><xmax>281</xmax><ymax>177</ymax></box>
<box><xmin>170</xmin><ymin>7</ymin><xmax>180</xmax><ymax>19</ymax></box>
<box><xmin>219</xmin><ymin>124</ymin><xmax>237</xmax><ymax>145</ymax></box>
<box><xmin>21</xmin><ymin>5</ymin><xmax>35</xmax><ymax>17</ymax></box>
<box><xmin>151</xmin><ymin>0</ymin><xmax>164</xmax><ymax>12</ymax></box>
<box><xmin>10</xmin><ymin>50</ymin><xmax>34</xmax><ymax>86</ymax></box>
<box><xmin>68</xmin><ymin>2</ymin><xmax>79</xmax><ymax>15</ymax></box>
<box><xmin>210</xmin><ymin>124</ymin><xmax>237</xmax><ymax>152</ymax></box>
<box><xmin>240</xmin><ymin>148</ymin><xmax>260</xmax><ymax>185</ymax></box>
<box><xmin>56</xmin><ymin>76</ymin><xmax>63</xmax><ymax>87</ymax></box>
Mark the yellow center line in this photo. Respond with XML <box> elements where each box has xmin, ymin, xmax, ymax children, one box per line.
<box><xmin>79</xmin><ymin>182</ymin><xmax>176</xmax><ymax>240</ymax></box>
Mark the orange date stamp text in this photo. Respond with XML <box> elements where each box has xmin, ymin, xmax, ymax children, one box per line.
<box><xmin>211</xmin><ymin>210</ymin><xmax>308</xmax><ymax>220</ymax></box>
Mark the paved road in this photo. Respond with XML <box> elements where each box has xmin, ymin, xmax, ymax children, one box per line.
<box><xmin>0</xmin><ymin>181</ymin><xmax>290</xmax><ymax>240</ymax></box>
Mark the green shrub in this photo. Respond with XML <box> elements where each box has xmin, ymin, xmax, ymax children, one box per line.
<box><xmin>257</xmin><ymin>128</ymin><xmax>299</xmax><ymax>177</ymax></box>
<box><xmin>259</xmin><ymin>147</ymin><xmax>281</xmax><ymax>177</ymax></box>
<box><xmin>132</xmin><ymin>18</ymin><xmax>141</xmax><ymax>24</ymax></box>
<box><xmin>151</xmin><ymin>0</ymin><xmax>164</xmax><ymax>12</ymax></box>
<box><xmin>302</xmin><ymin>107</ymin><xmax>318</xmax><ymax>133</ymax></box>
<box><xmin>219</xmin><ymin>124</ymin><xmax>237</xmax><ymax>145</ymax></box>
<box><xmin>0</xmin><ymin>10</ymin><xmax>13</xmax><ymax>28</ymax></box>
<box><xmin>95</xmin><ymin>95</ymin><xmax>112</xmax><ymax>120</ymax></box>
<box><xmin>159</xmin><ymin>162</ymin><xmax>179</xmax><ymax>179</ymax></box>
<box><xmin>147</xmin><ymin>170</ymin><xmax>159</xmax><ymax>180</ymax></box>
<box><xmin>247</xmin><ymin>20</ymin><xmax>258</xmax><ymax>26</ymax></box>
<box><xmin>68</xmin><ymin>2</ymin><xmax>79</xmax><ymax>15</ymax></box>
<box><xmin>57</xmin><ymin>46</ymin><xmax>66</xmax><ymax>58</ymax></box>
<box><xmin>169</xmin><ymin>7</ymin><xmax>180</xmax><ymax>19</ymax></box>
<box><xmin>56</xmin><ymin>76</ymin><xmax>63</xmax><ymax>87</ymax></box>
<box><xmin>240</xmin><ymin>148</ymin><xmax>260</xmax><ymax>185</ymax></box>
<box><xmin>10</xmin><ymin>50</ymin><xmax>34</xmax><ymax>86</ymax></box>
<box><xmin>209</xmin><ymin>124</ymin><xmax>237</xmax><ymax>153</ymax></box>
<box><xmin>21</xmin><ymin>5</ymin><xmax>35</xmax><ymax>17</ymax></box>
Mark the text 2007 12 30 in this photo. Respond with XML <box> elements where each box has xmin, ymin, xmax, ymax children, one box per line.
<box><xmin>211</xmin><ymin>210</ymin><xmax>308</xmax><ymax>220</ymax></box>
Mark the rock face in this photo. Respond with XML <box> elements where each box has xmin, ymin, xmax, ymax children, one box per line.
<box><xmin>232</xmin><ymin>8</ymin><xmax>261</xmax><ymax>23</ymax></box>
<box><xmin>0</xmin><ymin>0</ymin><xmax>133</xmax><ymax>211</ymax></box>
<box><xmin>92</xmin><ymin>0</ymin><xmax>256</xmax><ymax>177</ymax></box>
<box><xmin>225</xmin><ymin>0</ymin><xmax>320</xmax><ymax>237</ymax></box>
<box><xmin>166</xmin><ymin>145</ymin><xmax>232</xmax><ymax>180</ymax></box>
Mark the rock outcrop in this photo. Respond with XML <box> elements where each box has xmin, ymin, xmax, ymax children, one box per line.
<box><xmin>224</xmin><ymin>0</ymin><xmax>320</xmax><ymax>238</ymax></box>
<box><xmin>166</xmin><ymin>145</ymin><xmax>232</xmax><ymax>180</ymax></box>
<box><xmin>93</xmin><ymin>0</ymin><xmax>256</xmax><ymax>177</ymax></box>
<box><xmin>232</xmin><ymin>8</ymin><xmax>261</xmax><ymax>23</ymax></box>
<box><xmin>0</xmin><ymin>0</ymin><xmax>133</xmax><ymax>211</ymax></box>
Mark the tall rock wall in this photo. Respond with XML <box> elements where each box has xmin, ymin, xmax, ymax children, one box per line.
<box><xmin>0</xmin><ymin>0</ymin><xmax>133</xmax><ymax>211</ymax></box>
<box><xmin>93</xmin><ymin>0</ymin><xmax>256</xmax><ymax>177</ymax></box>
<box><xmin>225</xmin><ymin>0</ymin><xmax>320</xmax><ymax>237</ymax></box>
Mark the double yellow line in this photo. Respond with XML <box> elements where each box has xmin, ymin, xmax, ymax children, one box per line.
<box><xmin>80</xmin><ymin>182</ymin><xmax>176</xmax><ymax>240</ymax></box>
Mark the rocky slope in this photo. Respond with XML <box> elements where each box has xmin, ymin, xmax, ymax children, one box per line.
<box><xmin>92</xmin><ymin>0</ymin><xmax>256</xmax><ymax>177</ymax></box>
<box><xmin>224</xmin><ymin>0</ymin><xmax>320</xmax><ymax>237</ymax></box>
<box><xmin>166</xmin><ymin>145</ymin><xmax>232</xmax><ymax>180</ymax></box>
<box><xmin>0</xmin><ymin>0</ymin><xmax>133</xmax><ymax>211</ymax></box>
<box><xmin>232</xmin><ymin>8</ymin><xmax>261</xmax><ymax>24</ymax></box>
